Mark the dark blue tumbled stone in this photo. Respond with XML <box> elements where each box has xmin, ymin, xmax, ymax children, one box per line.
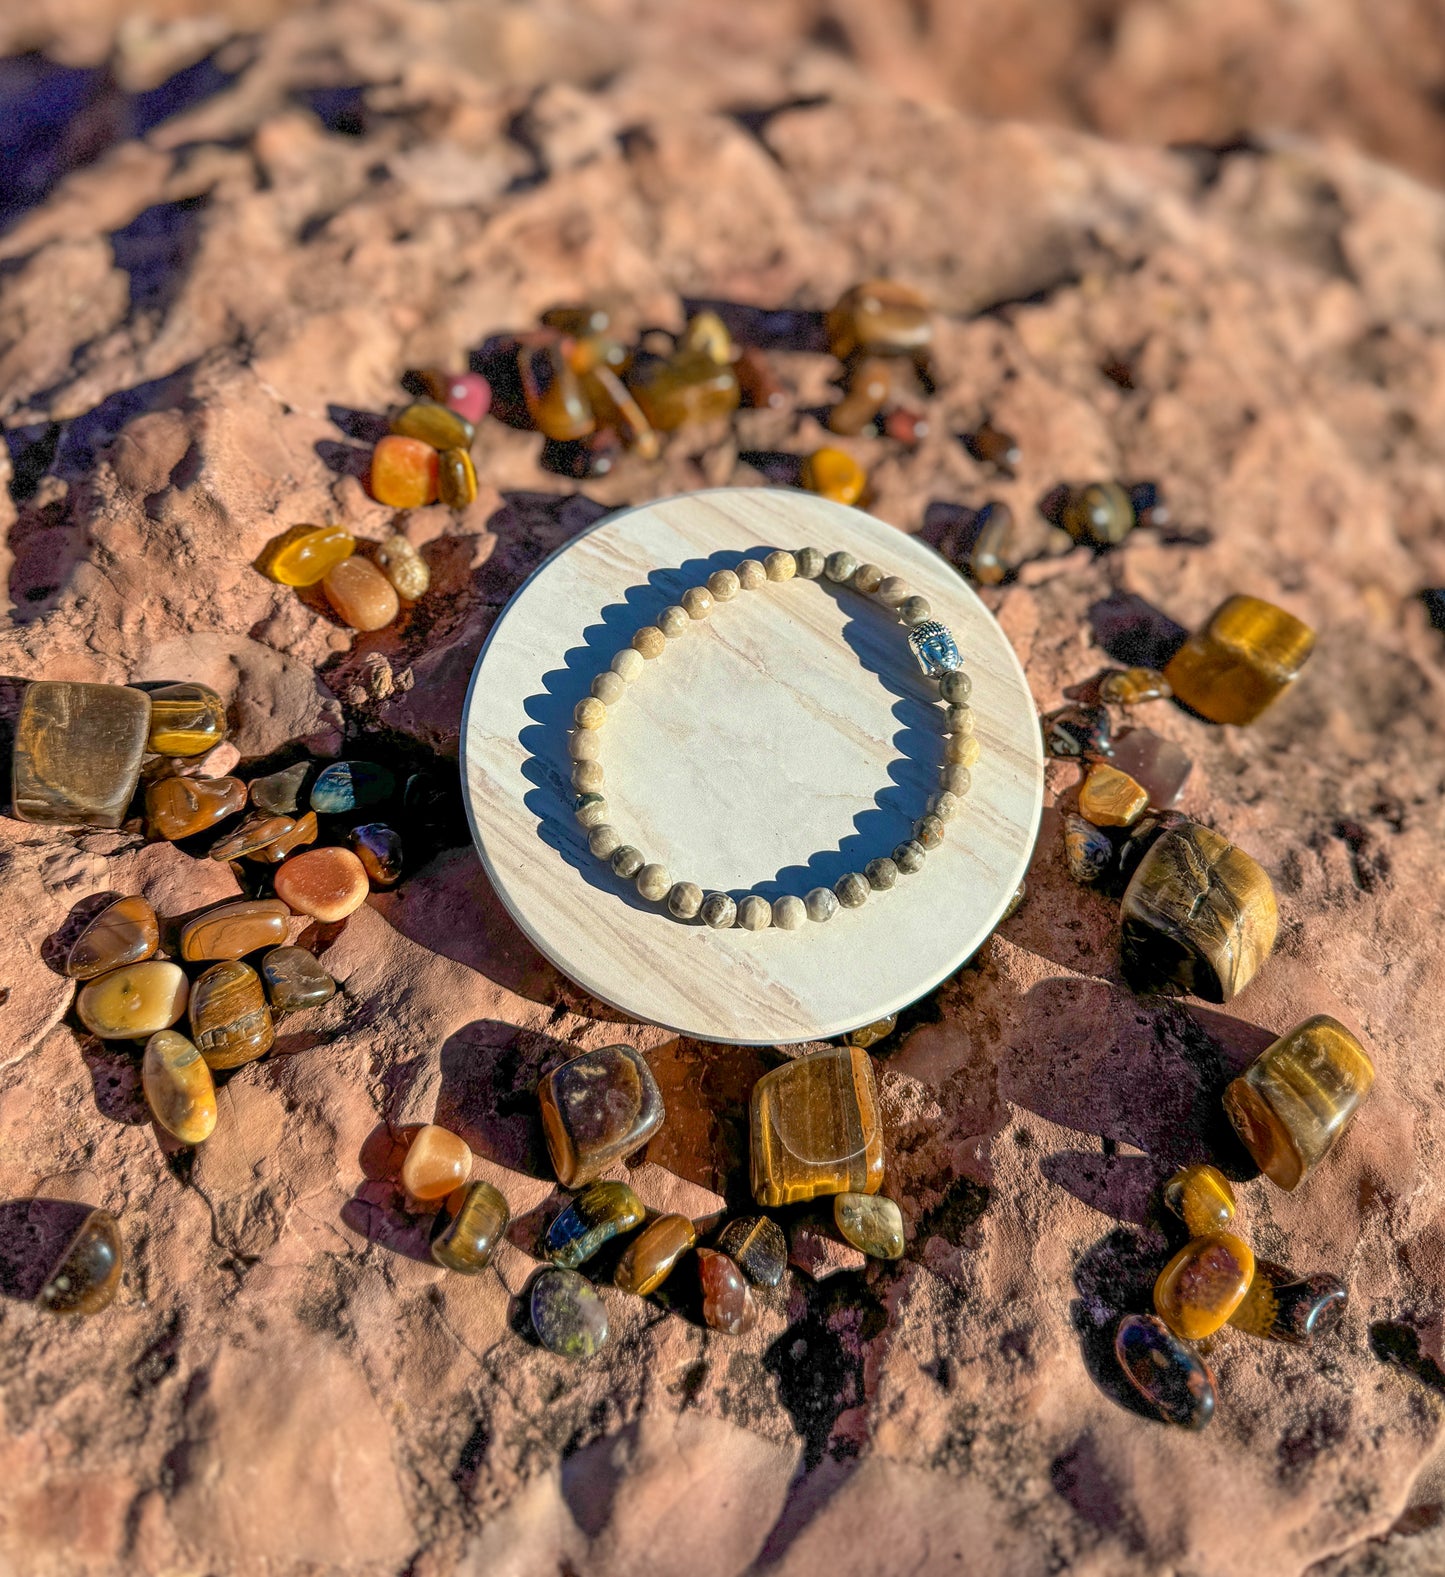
<box><xmin>1114</xmin><ymin>1313</ymin><xmax>1215</xmax><ymax>1430</ymax></box>
<box><xmin>543</xmin><ymin>1180</ymin><xmax>644</xmax><ymax>1270</ymax></box>
<box><xmin>309</xmin><ymin>761</ymin><xmax>396</xmax><ymax>814</ymax></box>
<box><xmin>530</xmin><ymin>1267</ymin><xmax>608</xmax><ymax>1358</ymax></box>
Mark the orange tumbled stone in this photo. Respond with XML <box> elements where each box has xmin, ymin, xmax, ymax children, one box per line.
<box><xmin>368</xmin><ymin>435</ymin><xmax>439</xmax><ymax>508</ymax></box>
<box><xmin>1154</xmin><ymin>1232</ymin><xmax>1255</xmax><ymax>1341</ymax></box>
<box><xmin>256</xmin><ymin>524</ymin><xmax>355</xmax><ymax>587</ymax></box>
<box><xmin>322</xmin><ymin>556</ymin><xmax>400</xmax><ymax>632</ymax></box>
<box><xmin>401</xmin><ymin>1124</ymin><xmax>472</xmax><ymax>1203</ymax></box>
<box><xmin>273</xmin><ymin>846</ymin><xmax>370</xmax><ymax>922</ymax></box>
<box><xmin>801</xmin><ymin>447</ymin><xmax>866</xmax><ymax>506</ymax></box>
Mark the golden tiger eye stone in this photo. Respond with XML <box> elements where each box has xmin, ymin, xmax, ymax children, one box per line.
<box><xmin>13</xmin><ymin>681</ymin><xmax>151</xmax><ymax>828</ymax></box>
<box><xmin>1162</xmin><ymin>1164</ymin><xmax>1237</xmax><ymax>1237</ymax></box>
<box><xmin>431</xmin><ymin>1180</ymin><xmax>510</xmax><ymax>1273</ymax></box>
<box><xmin>539</xmin><ymin>1044</ymin><xmax>665</xmax><ymax>1188</ymax></box>
<box><xmin>66</xmin><ymin>895</ymin><xmax>159</xmax><ymax>980</ymax></box>
<box><xmin>209</xmin><ymin>812</ymin><xmax>296</xmax><ymax>863</ymax></box>
<box><xmin>323</xmin><ymin>556</ymin><xmax>400</xmax><ymax>632</ymax></box>
<box><xmin>801</xmin><ymin>446</ymin><xmax>866</xmax><ymax>506</ymax></box>
<box><xmin>146</xmin><ymin>774</ymin><xmax>247</xmax><ymax>841</ymax></box>
<box><xmin>77</xmin><ymin>960</ymin><xmax>189</xmax><ymax>1039</ymax></box>
<box><xmin>1099</xmin><ymin>667</ymin><xmax>1172</xmax><ymax>706</ymax></box>
<box><xmin>826</xmin><ymin>279</ymin><xmax>931</xmax><ymax>363</ymax></box>
<box><xmin>274</xmin><ymin>847</ymin><xmax>370</xmax><ymax>922</ymax></box>
<box><xmin>1154</xmin><ymin>1232</ymin><xmax>1255</xmax><ymax>1341</ymax></box>
<box><xmin>37</xmin><ymin>1208</ymin><xmax>122</xmax><ymax>1316</ymax></box>
<box><xmin>1063</xmin><ymin>481</ymin><xmax>1134</xmax><ymax>545</ymax></box>
<box><xmin>750</xmin><ymin>1045</ymin><xmax>884</xmax><ymax>1207</ymax></box>
<box><xmin>438</xmin><ymin>447</ymin><xmax>478</xmax><ymax>508</ymax></box>
<box><xmin>968</xmin><ymin>501</ymin><xmax>1018</xmax><ymax>586</ymax></box>
<box><xmin>401</xmin><ymin>1124</ymin><xmax>473</xmax><ymax>1203</ymax></box>
<box><xmin>244</xmin><ymin>810</ymin><xmax>319</xmax><ymax>865</ymax></box>
<box><xmin>142</xmin><ymin>1030</ymin><xmax>217</xmax><ymax>1144</ymax></box>
<box><xmin>1226</xmin><ymin>1259</ymin><xmax>1347</xmax><ymax>1344</ymax></box>
<box><xmin>369</xmin><ymin>436</ymin><xmax>439</xmax><ymax>508</ymax></box>
<box><xmin>390</xmin><ymin>400</ymin><xmax>474</xmax><ymax>451</ymax></box>
<box><xmin>259</xmin><ymin>946</ymin><xmax>336</xmax><ymax>1013</ymax></box>
<box><xmin>582</xmin><ymin>364</ymin><xmax>659</xmax><ymax>458</ymax></box>
<box><xmin>189</xmin><ymin>960</ymin><xmax>274</xmax><ymax>1069</ymax></box>
<box><xmin>1164</xmin><ymin>594</ymin><xmax>1316</xmax><ymax>725</ymax></box>
<box><xmin>1079</xmin><ymin>763</ymin><xmax>1149</xmax><ymax>829</ymax></box>
<box><xmin>627</xmin><ymin>352</ymin><xmax>740</xmax><ymax>430</ymax></box>
<box><xmin>614</xmin><ymin>1213</ymin><xmax>696</xmax><ymax>1296</ymax></box>
<box><xmin>180</xmin><ymin>899</ymin><xmax>291</xmax><ymax>962</ymax></box>
<box><xmin>1119</xmin><ymin>820</ymin><xmax>1278</xmax><ymax>1002</ymax></box>
<box><xmin>147</xmin><ymin>682</ymin><xmax>226</xmax><ymax>757</ymax></box>
<box><xmin>520</xmin><ymin>340</ymin><xmax>595</xmax><ymax>441</ymax></box>
<box><xmin>1223</xmin><ymin>1015</ymin><xmax>1375</xmax><ymax>1190</ymax></box>
<box><xmin>256</xmin><ymin>524</ymin><xmax>355</xmax><ymax>587</ymax></box>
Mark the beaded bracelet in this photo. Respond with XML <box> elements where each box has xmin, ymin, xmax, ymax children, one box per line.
<box><xmin>566</xmin><ymin>546</ymin><xmax>981</xmax><ymax>929</ymax></box>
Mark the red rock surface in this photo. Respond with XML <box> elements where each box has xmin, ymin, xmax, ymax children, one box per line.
<box><xmin>3</xmin><ymin>5</ymin><xmax>1445</xmax><ymax>1575</ymax></box>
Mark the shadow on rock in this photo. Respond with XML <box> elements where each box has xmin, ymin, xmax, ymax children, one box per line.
<box><xmin>0</xmin><ymin>1198</ymin><xmax>98</xmax><ymax>1301</ymax></box>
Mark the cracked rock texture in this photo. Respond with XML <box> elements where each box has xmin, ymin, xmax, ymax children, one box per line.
<box><xmin>3</xmin><ymin>5</ymin><xmax>1445</xmax><ymax>1576</ymax></box>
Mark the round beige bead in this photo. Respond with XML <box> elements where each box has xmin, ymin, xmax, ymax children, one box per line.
<box><xmin>681</xmin><ymin>586</ymin><xmax>715</xmax><ymax>619</ymax></box>
<box><xmin>939</xmin><ymin>670</ymin><xmax>973</xmax><ymax>704</ymax></box>
<box><xmin>945</xmin><ymin>704</ymin><xmax>975</xmax><ymax>736</ymax></box>
<box><xmin>805</xmin><ymin>887</ymin><xmax>838</xmax><ymax>923</ymax></box>
<box><xmin>772</xmin><ymin>895</ymin><xmax>806</xmax><ymax>931</ymax></box>
<box><xmin>701</xmin><ymin>892</ymin><xmax>736</xmax><ymax>929</ymax></box>
<box><xmin>927</xmin><ymin>790</ymin><xmax>961</xmax><ymax>822</ymax></box>
<box><xmin>612</xmin><ymin>648</ymin><xmax>645</xmax><ymax>682</ymax></box>
<box><xmin>636</xmin><ymin>862</ymin><xmax>671</xmax><ymax>902</ymax></box>
<box><xmin>568</xmin><ymin>730</ymin><xmax>602</xmax><ymax>761</ymax></box>
<box><xmin>852</xmin><ymin>562</ymin><xmax>884</xmax><ymax>595</ymax></box>
<box><xmin>764</xmin><ymin>550</ymin><xmax>796</xmax><ymax>582</ymax></box>
<box><xmin>835</xmin><ymin>872</ymin><xmax>869</xmax><ymax>908</ymax></box>
<box><xmin>940</xmin><ymin>764</ymin><xmax>973</xmax><ymax>796</ymax></box>
<box><xmin>658</xmin><ymin>605</ymin><xmax>689</xmax><ymax>639</ymax></box>
<box><xmin>914</xmin><ymin>814</ymin><xmax>946</xmax><ymax>850</ymax></box>
<box><xmin>736</xmin><ymin>558</ymin><xmax>767</xmax><ymax>590</ymax></box>
<box><xmin>824</xmin><ymin>550</ymin><xmax>858</xmax><ymax>583</ymax></box>
<box><xmin>876</xmin><ymin>575</ymin><xmax>910</xmax><ymax>607</ymax></box>
<box><xmin>894</xmin><ymin>839</ymin><xmax>927</xmax><ymax>874</ymax></box>
<box><xmin>633</xmin><ymin>626</ymin><xmax>666</xmax><ymax>659</ymax></box>
<box><xmin>591</xmin><ymin>671</ymin><xmax>625</xmax><ymax>705</ymax></box>
<box><xmin>668</xmin><ymin>881</ymin><xmax>703</xmax><ymax>920</ymax></box>
<box><xmin>944</xmin><ymin>732</ymin><xmax>980</xmax><ymax>764</ymax></box>
<box><xmin>610</xmin><ymin>845</ymin><xmax>645</xmax><ymax>880</ymax></box>
<box><xmin>794</xmin><ymin>547</ymin><xmax>825</xmax><ymax>579</ymax></box>
<box><xmin>708</xmin><ymin>569</ymin><xmax>740</xmax><ymax>601</ymax></box>
<box><xmin>572</xmin><ymin>760</ymin><xmax>604</xmax><ymax>792</ymax></box>
<box><xmin>574</xmin><ymin>696</ymin><xmax>606</xmax><ymax>730</ymax></box>
<box><xmin>737</xmin><ymin>895</ymin><xmax>771</xmax><ymax>931</ymax></box>
<box><xmin>575</xmin><ymin>794</ymin><xmax>609</xmax><ymax>829</ymax></box>
<box><xmin>589</xmin><ymin>824</ymin><xmax>622</xmax><ymax>859</ymax></box>
<box><xmin>899</xmin><ymin>595</ymin><xmax>933</xmax><ymax>626</ymax></box>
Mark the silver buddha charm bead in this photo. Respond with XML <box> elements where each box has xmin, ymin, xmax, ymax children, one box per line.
<box><xmin>908</xmin><ymin>619</ymin><xmax>963</xmax><ymax>678</ymax></box>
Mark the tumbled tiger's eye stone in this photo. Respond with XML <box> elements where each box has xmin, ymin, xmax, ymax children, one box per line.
<box><xmin>323</xmin><ymin>556</ymin><xmax>400</xmax><ymax>632</ymax></box>
<box><xmin>751</xmin><ymin>1045</ymin><xmax>884</xmax><ymax>1207</ymax></box>
<box><xmin>1154</xmin><ymin>1231</ymin><xmax>1255</xmax><ymax>1341</ymax></box>
<box><xmin>1099</xmin><ymin>667</ymin><xmax>1172</xmax><ymax>706</ymax></box>
<box><xmin>311</xmin><ymin>760</ymin><xmax>396</xmax><ymax>813</ymax></box>
<box><xmin>259</xmin><ymin>946</ymin><xmax>336</xmax><ymax>1013</ymax></box>
<box><xmin>401</xmin><ymin>1124</ymin><xmax>472</xmax><ymax>1203</ymax></box>
<box><xmin>37</xmin><ymin>1208</ymin><xmax>122</xmax><ymax>1316</ymax></box>
<box><xmin>844</xmin><ymin>1014</ymin><xmax>897</xmax><ymax>1050</ymax></box>
<box><xmin>142</xmin><ymin>1030</ymin><xmax>217</xmax><ymax>1144</ymax></box>
<box><xmin>180</xmin><ymin>899</ymin><xmax>290</xmax><ymax>961</ymax></box>
<box><xmin>257</xmin><ymin>524</ymin><xmax>356</xmax><ymax>587</ymax></box>
<box><xmin>716</xmin><ymin>1215</ymin><xmax>787</xmax><ymax>1287</ymax></box>
<box><xmin>801</xmin><ymin>446</ymin><xmax>866</xmax><ymax>506</ymax></box>
<box><xmin>531</xmin><ymin>1267</ymin><xmax>608</xmax><ymax>1358</ymax></box>
<box><xmin>834</xmin><ymin>1192</ymin><xmax>904</xmax><ymax>1259</ymax></box>
<box><xmin>1226</xmin><ymin>1259</ymin><xmax>1347</xmax><ymax>1344</ymax></box>
<box><xmin>351</xmin><ymin>823</ymin><xmax>403</xmax><ymax>887</ymax></box>
<box><xmin>1063</xmin><ymin>481</ymin><xmax>1135</xmax><ymax>545</ymax></box>
<box><xmin>1063</xmin><ymin>813</ymin><xmax>1113</xmax><ymax>885</ymax></box>
<box><xmin>1114</xmin><ymin>1314</ymin><xmax>1215</xmax><ymax>1430</ymax></box>
<box><xmin>1042</xmin><ymin>704</ymin><xmax>1112</xmax><ymax>761</ymax></box>
<box><xmin>1120</xmin><ymin>820</ymin><xmax>1278</xmax><ymax>1002</ymax></box>
<box><xmin>438</xmin><ymin>447</ymin><xmax>478</xmax><ymax>509</ymax></box>
<box><xmin>244</xmin><ymin>810</ymin><xmax>318</xmax><ymax>865</ymax></box>
<box><xmin>189</xmin><ymin>960</ymin><xmax>274</xmax><ymax>1069</ymax></box>
<box><xmin>1163</xmin><ymin>1164</ymin><xmax>1236</xmax><ymax>1237</ymax></box>
<box><xmin>828</xmin><ymin>357</ymin><xmax>893</xmax><ymax>436</ymax></box>
<box><xmin>581</xmin><ymin>365</ymin><xmax>659</xmax><ymax>458</ymax></box>
<box><xmin>628</xmin><ymin>352</ymin><xmax>740</xmax><ymax>430</ymax></box>
<box><xmin>146</xmin><ymin>774</ymin><xmax>246</xmax><ymax>841</ymax></box>
<box><xmin>13</xmin><ymin>682</ymin><xmax>151</xmax><ymax>829</ymax></box>
<box><xmin>274</xmin><ymin>847</ymin><xmax>370</xmax><ymax>922</ymax></box>
<box><xmin>249</xmin><ymin>761</ymin><xmax>310</xmax><ymax>814</ymax></box>
<box><xmin>1109</xmin><ymin>729</ymin><xmax>1192</xmax><ymax>810</ymax></box>
<box><xmin>368</xmin><ymin>436</ymin><xmax>439</xmax><ymax>508</ymax></box>
<box><xmin>77</xmin><ymin>960</ymin><xmax>189</xmax><ymax>1039</ymax></box>
<box><xmin>538</xmin><ymin>1044</ymin><xmax>665</xmax><ymax>1188</ymax></box>
<box><xmin>614</xmin><ymin>1214</ymin><xmax>696</xmax><ymax>1295</ymax></box>
<box><xmin>826</xmin><ymin>280</ymin><xmax>931</xmax><ymax>363</ymax></box>
<box><xmin>209</xmin><ymin>812</ymin><xmax>297</xmax><ymax>863</ymax></box>
<box><xmin>1223</xmin><ymin>1015</ymin><xmax>1374</xmax><ymax>1190</ymax></box>
<box><xmin>431</xmin><ymin>1180</ymin><xmax>510</xmax><ymax>1273</ymax></box>
<box><xmin>147</xmin><ymin>682</ymin><xmax>226</xmax><ymax>757</ymax></box>
<box><xmin>544</xmin><ymin>1180</ymin><xmax>645</xmax><ymax>1269</ymax></box>
<box><xmin>520</xmin><ymin>340</ymin><xmax>595</xmax><ymax>440</ymax></box>
<box><xmin>965</xmin><ymin>422</ymin><xmax>1020</xmax><ymax>476</ymax></box>
<box><xmin>967</xmin><ymin>501</ymin><xmax>1017</xmax><ymax>586</ymax></box>
<box><xmin>390</xmin><ymin>400</ymin><xmax>474</xmax><ymax>451</ymax></box>
<box><xmin>735</xmin><ymin>347</ymin><xmax>785</xmax><ymax>409</ymax></box>
<box><xmin>1079</xmin><ymin>764</ymin><xmax>1149</xmax><ymax>828</ymax></box>
<box><xmin>698</xmin><ymin>1248</ymin><xmax>757</xmax><ymax>1335</ymax></box>
<box><xmin>1164</xmin><ymin>595</ymin><xmax>1316</xmax><ymax>725</ymax></box>
<box><xmin>66</xmin><ymin>895</ymin><xmax>159</xmax><ymax>980</ymax></box>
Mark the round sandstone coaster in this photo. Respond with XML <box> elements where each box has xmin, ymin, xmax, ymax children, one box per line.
<box><xmin>461</xmin><ymin>487</ymin><xmax>1044</xmax><ymax>1045</ymax></box>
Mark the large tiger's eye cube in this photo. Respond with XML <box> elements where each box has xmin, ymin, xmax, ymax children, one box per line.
<box><xmin>1120</xmin><ymin>820</ymin><xmax>1278</xmax><ymax>1002</ymax></box>
<box><xmin>1223</xmin><ymin>1015</ymin><xmax>1374</xmax><ymax>1190</ymax></box>
<box><xmin>13</xmin><ymin>681</ymin><xmax>151</xmax><ymax>827</ymax></box>
<box><xmin>1164</xmin><ymin>595</ymin><xmax>1315</xmax><ymax>725</ymax></box>
<box><xmin>750</xmin><ymin>1045</ymin><xmax>884</xmax><ymax>1207</ymax></box>
<box><xmin>538</xmin><ymin>1044</ymin><xmax>665</xmax><ymax>1188</ymax></box>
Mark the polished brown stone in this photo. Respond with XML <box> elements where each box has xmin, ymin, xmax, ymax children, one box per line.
<box><xmin>520</xmin><ymin>339</ymin><xmax>595</xmax><ymax>440</ymax></box>
<box><xmin>189</xmin><ymin>960</ymin><xmax>274</xmax><ymax>1069</ymax></box>
<box><xmin>1163</xmin><ymin>1165</ymin><xmax>1237</xmax><ymax>1237</ymax></box>
<box><xmin>146</xmin><ymin>682</ymin><xmax>227</xmax><ymax>757</ymax></box>
<box><xmin>826</xmin><ymin>280</ymin><xmax>931</xmax><ymax>364</ymax></box>
<box><xmin>13</xmin><ymin>681</ymin><xmax>151</xmax><ymax>828</ymax></box>
<box><xmin>431</xmin><ymin>1180</ymin><xmax>509</xmax><ymax>1273</ymax></box>
<box><xmin>614</xmin><ymin>1214</ymin><xmax>696</xmax><ymax>1295</ymax></box>
<box><xmin>1154</xmin><ymin>1232</ymin><xmax>1255</xmax><ymax>1341</ymax></box>
<box><xmin>245</xmin><ymin>811</ymin><xmax>319</xmax><ymax>864</ymax></box>
<box><xmin>390</xmin><ymin>400</ymin><xmax>474</xmax><ymax>451</ymax></box>
<box><xmin>350</xmin><ymin>823</ymin><xmax>402</xmax><ymax>887</ymax></box>
<box><xmin>834</xmin><ymin>1192</ymin><xmax>904</xmax><ymax>1259</ymax></box>
<box><xmin>438</xmin><ymin>447</ymin><xmax>478</xmax><ymax>508</ymax></box>
<box><xmin>843</xmin><ymin>1015</ymin><xmax>897</xmax><ymax>1050</ymax></box>
<box><xmin>735</xmin><ymin>347</ymin><xmax>785</xmax><ymax>410</ymax></box>
<box><xmin>180</xmin><ymin>899</ymin><xmax>290</xmax><ymax>961</ymax></box>
<box><xmin>750</xmin><ymin>1046</ymin><xmax>884</xmax><ymax>1207</ymax></box>
<box><xmin>146</xmin><ymin>775</ymin><xmax>247</xmax><ymax>841</ymax></box>
<box><xmin>544</xmin><ymin>1181</ymin><xmax>645</xmax><ymax>1269</ymax></box>
<box><xmin>697</xmin><ymin>1248</ymin><xmax>757</xmax><ymax>1335</ymax></box>
<box><xmin>628</xmin><ymin>352</ymin><xmax>740</xmax><ymax>430</ymax></box>
<box><xmin>259</xmin><ymin>946</ymin><xmax>336</xmax><ymax>1013</ymax></box>
<box><xmin>66</xmin><ymin>895</ymin><xmax>159</xmax><ymax>980</ymax></box>
<box><xmin>1078</xmin><ymin>763</ymin><xmax>1149</xmax><ymax>828</ymax></box>
<box><xmin>142</xmin><ymin>1030</ymin><xmax>217</xmax><ymax>1144</ymax></box>
<box><xmin>209</xmin><ymin>812</ymin><xmax>303</xmax><ymax>863</ymax></box>
<box><xmin>539</xmin><ymin>1044</ymin><xmax>665</xmax><ymax>1187</ymax></box>
<box><xmin>273</xmin><ymin>847</ymin><xmax>370</xmax><ymax>922</ymax></box>
<box><xmin>1164</xmin><ymin>594</ymin><xmax>1316</xmax><ymax>724</ymax></box>
<box><xmin>715</xmin><ymin>1216</ymin><xmax>787</xmax><ymax>1287</ymax></box>
<box><xmin>582</xmin><ymin>365</ymin><xmax>659</xmax><ymax>458</ymax></box>
<box><xmin>77</xmin><ymin>960</ymin><xmax>189</xmax><ymax>1039</ymax></box>
<box><xmin>967</xmin><ymin>501</ymin><xmax>1018</xmax><ymax>586</ymax></box>
<box><xmin>1099</xmin><ymin>667</ymin><xmax>1172</xmax><ymax>706</ymax></box>
<box><xmin>1063</xmin><ymin>481</ymin><xmax>1135</xmax><ymax>545</ymax></box>
<box><xmin>323</xmin><ymin>557</ymin><xmax>399</xmax><ymax>632</ymax></box>
<box><xmin>37</xmin><ymin>1208</ymin><xmax>122</xmax><ymax>1315</ymax></box>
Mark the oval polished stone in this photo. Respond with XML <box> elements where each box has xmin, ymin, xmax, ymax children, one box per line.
<box><xmin>142</xmin><ymin>1030</ymin><xmax>217</xmax><ymax>1144</ymax></box>
<box><xmin>259</xmin><ymin>946</ymin><xmax>336</xmax><ymax>1014</ymax></box>
<box><xmin>256</xmin><ymin>523</ymin><xmax>355</xmax><ymax>587</ymax></box>
<box><xmin>698</xmin><ymin>1248</ymin><xmax>757</xmax><ymax>1335</ymax></box>
<box><xmin>1114</xmin><ymin>1314</ymin><xmax>1215</xmax><ymax>1430</ymax></box>
<box><xmin>614</xmin><ymin>1214</ymin><xmax>695</xmax><ymax>1296</ymax></box>
<box><xmin>1099</xmin><ymin>667</ymin><xmax>1172</xmax><ymax>706</ymax></box>
<box><xmin>1063</xmin><ymin>813</ymin><xmax>1113</xmax><ymax>885</ymax></box>
<box><xmin>715</xmin><ymin>1215</ymin><xmax>787</xmax><ymax>1288</ymax></box>
<box><xmin>77</xmin><ymin>961</ymin><xmax>189</xmax><ymax>1039</ymax></box>
<box><xmin>826</xmin><ymin>279</ymin><xmax>932</xmax><ymax>362</ymax></box>
<box><xmin>431</xmin><ymin>1180</ymin><xmax>510</xmax><ymax>1274</ymax></box>
<box><xmin>538</xmin><ymin>1044</ymin><xmax>665</xmax><ymax>1188</ymax></box>
<box><xmin>13</xmin><ymin>681</ymin><xmax>151</xmax><ymax>829</ymax></box>
<box><xmin>310</xmin><ymin>761</ymin><xmax>396</xmax><ymax>814</ymax></box>
<box><xmin>1226</xmin><ymin>1259</ymin><xmax>1348</xmax><ymax>1345</ymax></box>
<box><xmin>390</xmin><ymin>400</ymin><xmax>474</xmax><ymax>451</ymax></box>
<box><xmin>801</xmin><ymin>446</ymin><xmax>866</xmax><ymax>506</ymax></box>
<box><xmin>627</xmin><ymin>351</ymin><xmax>738</xmax><ymax>432</ymax></box>
<box><xmin>1162</xmin><ymin>1165</ymin><xmax>1237</xmax><ymax>1238</ymax></box>
<box><xmin>368</xmin><ymin>435</ymin><xmax>439</xmax><ymax>509</ymax></box>
<box><xmin>1042</xmin><ymin>704</ymin><xmax>1113</xmax><ymax>761</ymax></box>
<box><xmin>273</xmin><ymin>847</ymin><xmax>370</xmax><ymax>923</ymax></box>
<box><xmin>37</xmin><ymin>1208</ymin><xmax>122</xmax><ymax>1316</ymax></box>
<box><xmin>530</xmin><ymin>1267</ymin><xmax>608</xmax><ymax>1359</ymax></box>
<box><xmin>521</xmin><ymin>340</ymin><xmax>595</xmax><ymax>440</ymax></box>
<box><xmin>834</xmin><ymin>1192</ymin><xmax>905</xmax><ymax>1259</ymax></box>
<box><xmin>544</xmin><ymin>1180</ymin><xmax>645</xmax><ymax>1270</ymax></box>
<box><xmin>1063</xmin><ymin>481</ymin><xmax>1134</xmax><ymax>546</ymax></box>
<box><xmin>248</xmin><ymin>761</ymin><xmax>310</xmax><ymax>814</ymax></box>
<box><xmin>350</xmin><ymin>823</ymin><xmax>402</xmax><ymax>887</ymax></box>
<box><xmin>401</xmin><ymin>1124</ymin><xmax>472</xmax><ymax>1203</ymax></box>
<box><xmin>146</xmin><ymin>774</ymin><xmax>247</xmax><ymax>841</ymax></box>
<box><xmin>323</xmin><ymin>556</ymin><xmax>400</xmax><ymax>632</ymax></box>
<box><xmin>180</xmin><ymin>899</ymin><xmax>290</xmax><ymax>962</ymax></box>
<box><xmin>1154</xmin><ymin>1232</ymin><xmax>1255</xmax><ymax>1341</ymax></box>
<box><xmin>189</xmin><ymin>960</ymin><xmax>274</xmax><ymax>1070</ymax></box>
<box><xmin>209</xmin><ymin>812</ymin><xmax>292</xmax><ymax>862</ymax></box>
<box><xmin>438</xmin><ymin>447</ymin><xmax>478</xmax><ymax>509</ymax></box>
<box><xmin>66</xmin><ymin>895</ymin><xmax>159</xmax><ymax>980</ymax></box>
<box><xmin>147</xmin><ymin>682</ymin><xmax>226</xmax><ymax>757</ymax></box>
